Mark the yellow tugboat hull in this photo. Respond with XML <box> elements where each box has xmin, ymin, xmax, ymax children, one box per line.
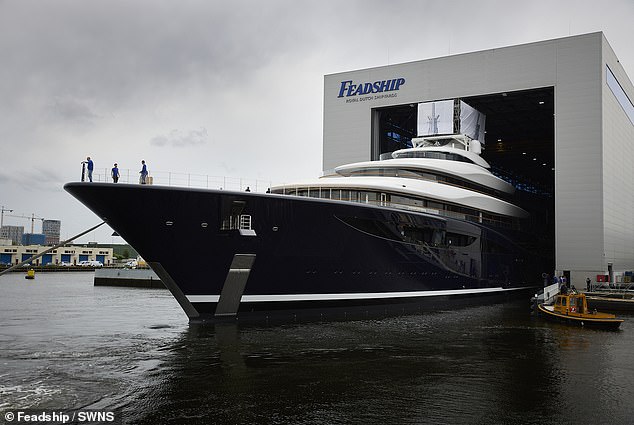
<box><xmin>538</xmin><ymin>304</ymin><xmax>623</xmax><ymax>329</ymax></box>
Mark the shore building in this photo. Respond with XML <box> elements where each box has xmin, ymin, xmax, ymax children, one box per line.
<box><xmin>0</xmin><ymin>245</ymin><xmax>114</xmax><ymax>266</ymax></box>
<box><xmin>43</xmin><ymin>220</ymin><xmax>61</xmax><ymax>245</ymax></box>
<box><xmin>22</xmin><ymin>233</ymin><xmax>46</xmax><ymax>245</ymax></box>
<box><xmin>0</xmin><ymin>225</ymin><xmax>24</xmax><ymax>246</ymax></box>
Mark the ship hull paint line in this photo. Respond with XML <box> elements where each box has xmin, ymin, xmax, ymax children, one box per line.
<box><xmin>185</xmin><ymin>286</ymin><xmax>530</xmax><ymax>304</ymax></box>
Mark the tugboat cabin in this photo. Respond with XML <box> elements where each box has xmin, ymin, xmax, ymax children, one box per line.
<box><xmin>553</xmin><ymin>293</ymin><xmax>588</xmax><ymax>315</ymax></box>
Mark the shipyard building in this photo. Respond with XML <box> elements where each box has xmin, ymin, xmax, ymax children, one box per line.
<box><xmin>0</xmin><ymin>245</ymin><xmax>114</xmax><ymax>266</ymax></box>
<box><xmin>323</xmin><ymin>32</ymin><xmax>634</xmax><ymax>285</ymax></box>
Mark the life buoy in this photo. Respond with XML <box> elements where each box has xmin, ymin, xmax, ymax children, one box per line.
<box><xmin>570</xmin><ymin>306</ymin><xmax>577</xmax><ymax>313</ymax></box>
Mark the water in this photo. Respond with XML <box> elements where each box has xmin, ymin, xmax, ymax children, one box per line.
<box><xmin>1</xmin><ymin>272</ymin><xmax>634</xmax><ymax>424</ymax></box>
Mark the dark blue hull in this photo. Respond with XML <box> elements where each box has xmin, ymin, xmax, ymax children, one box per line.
<box><xmin>64</xmin><ymin>183</ymin><xmax>541</xmax><ymax>322</ymax></box>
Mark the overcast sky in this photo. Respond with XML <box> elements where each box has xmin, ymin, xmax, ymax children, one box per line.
<box><xmin>1</xmin><ymin>0</ymin><xmax>633</xmax><ymax>244</ymax></box>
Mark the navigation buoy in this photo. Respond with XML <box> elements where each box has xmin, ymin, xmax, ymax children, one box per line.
<box><xmin>25</xmin><ymin>269</ymin><xmax>35</xmax><ymax>280</ymax></box>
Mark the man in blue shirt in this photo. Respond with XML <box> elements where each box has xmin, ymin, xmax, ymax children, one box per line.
<box><xmin>86</xmin><ymin>156</ymin><xmax>94</xmax><ymax>182</ymax></box>
<box><xmin>111</xmin><ymin>163</ymin><xmax>120</xmax><ymax>183</ymax></box>
<box><xmin>139</xmin><ymin>160</ymin><xmax>148</xmax><ymax>184</ymax></box>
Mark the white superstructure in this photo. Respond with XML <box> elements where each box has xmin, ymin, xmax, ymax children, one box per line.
<box><xmin>272</xmin><ymin>134</ymin><xmax>527</xmax><ymax>226</ymax></box>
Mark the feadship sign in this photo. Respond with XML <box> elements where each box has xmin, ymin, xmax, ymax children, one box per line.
<box><xmin>337</xmin><ymin>77</ymin><xmax>406</xmax><ymax>103</ymax></box>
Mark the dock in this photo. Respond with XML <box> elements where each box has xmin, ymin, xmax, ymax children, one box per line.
<box><xmin>532</xmin><ymin>283</ymin><xmax>634</xmax><ymax>313</ymax></box>
<box><xmin>585</xmin><ymin>291</ymin><xmax>634</xmax><ymax>312</ymax></box>
<box><xmin>94</xmin><ymin>268</ymin><xmax>164</xmax><ymax>288</ymax></box>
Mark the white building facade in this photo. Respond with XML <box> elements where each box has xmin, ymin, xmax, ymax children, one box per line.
<box><xmin>323</xmin><ymin>32</ymin><xmax>634</xmax><ymax>284</ymax></box>
<box><xmin>0</xmin><ymin>245</ymin><xmax>114</xmax><ymax>266</ymax></box>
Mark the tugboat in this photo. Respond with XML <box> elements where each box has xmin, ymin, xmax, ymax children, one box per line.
<box><xmin>538</xmin><ymin>289</ymin><xmax>623</xmax><ymax>330</ymax></box>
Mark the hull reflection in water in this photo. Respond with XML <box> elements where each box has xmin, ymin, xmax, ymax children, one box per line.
<box><xmin>122</xmin><ymin>303</ymin><xmax>634</xmax><ymax>425</ymax></box>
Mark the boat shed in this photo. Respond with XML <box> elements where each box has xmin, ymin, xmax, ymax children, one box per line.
<box><xmin>322</xmin><ymin>32</ymin><xmax>634</xmax><ymax>285</ymax></box>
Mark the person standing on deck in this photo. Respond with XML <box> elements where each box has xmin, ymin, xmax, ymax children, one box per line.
<box><xmin>139</xmin><ymin>160</ymin><xmax>148</xmax><ymax>184</ymax></box>
<box><xmin>111</xmin><ymin>163</ymin><xmax>120</xmax><ymax>183</ymax></box>
<box><xmin>86</xmin><ymin>156</ymin><xmax>94</xmax><ymax>182</ymax></box>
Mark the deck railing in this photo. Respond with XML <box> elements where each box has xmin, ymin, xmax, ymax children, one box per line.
<box><xmin>82</xmin><ymin>167</ymin><xmax>279</xmax><ymax>193</ymax></box>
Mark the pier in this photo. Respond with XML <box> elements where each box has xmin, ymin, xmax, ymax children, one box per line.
<box><xmin>585</xmin><ymin>291</ymin><xmax>634</xmax><ymax>312</ymax></box>
<box><xmin>94</xmin><ymin>268</ymin><xmax>164</xmax><ymax>288</ymax></box>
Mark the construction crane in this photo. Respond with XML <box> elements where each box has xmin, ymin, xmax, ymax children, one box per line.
<box><xmin>5</xmin><ymin>213</ymin><xmax>45</xmax><ymax>233</ymax></box>
<box><xmin>1</xmin><ymin>206</ymin><xmax>13</xmax><ymax>228</ymax></box>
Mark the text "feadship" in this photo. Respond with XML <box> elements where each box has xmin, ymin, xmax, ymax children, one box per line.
<box><xmin>338</xmin><ymin>78</ymin><xmax>406</xmax><ymax>98</ymax></box>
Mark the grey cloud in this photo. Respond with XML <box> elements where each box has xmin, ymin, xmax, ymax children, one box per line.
<box><xmin>150</xmin><ymin>128</ymin><xmax>208</xmax><ymax>148</ymax></box>
<box><xmin>48</xmin><ymin>96</ymin><xmax>99</xmax><ymax>126</ymax></box>
<box><xmin>0</xmin><ymin>167</ymin><xmax>64</xmax><ymax>193</ymax></box>
<box><xmin>0</xmin><ymin>1</ymin><xmax>329</xmax><ymax>111</ymax></box>
<box><xmin>0</xmin><ymin>171</ymin><xmax>11</xmax><ymax>184</ymax></box>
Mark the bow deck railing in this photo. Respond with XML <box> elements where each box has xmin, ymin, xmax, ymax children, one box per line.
<box><xmin>82</xmin><ymin>167</ymin><xmax>279</xmax><ymax>193</ymax></box>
